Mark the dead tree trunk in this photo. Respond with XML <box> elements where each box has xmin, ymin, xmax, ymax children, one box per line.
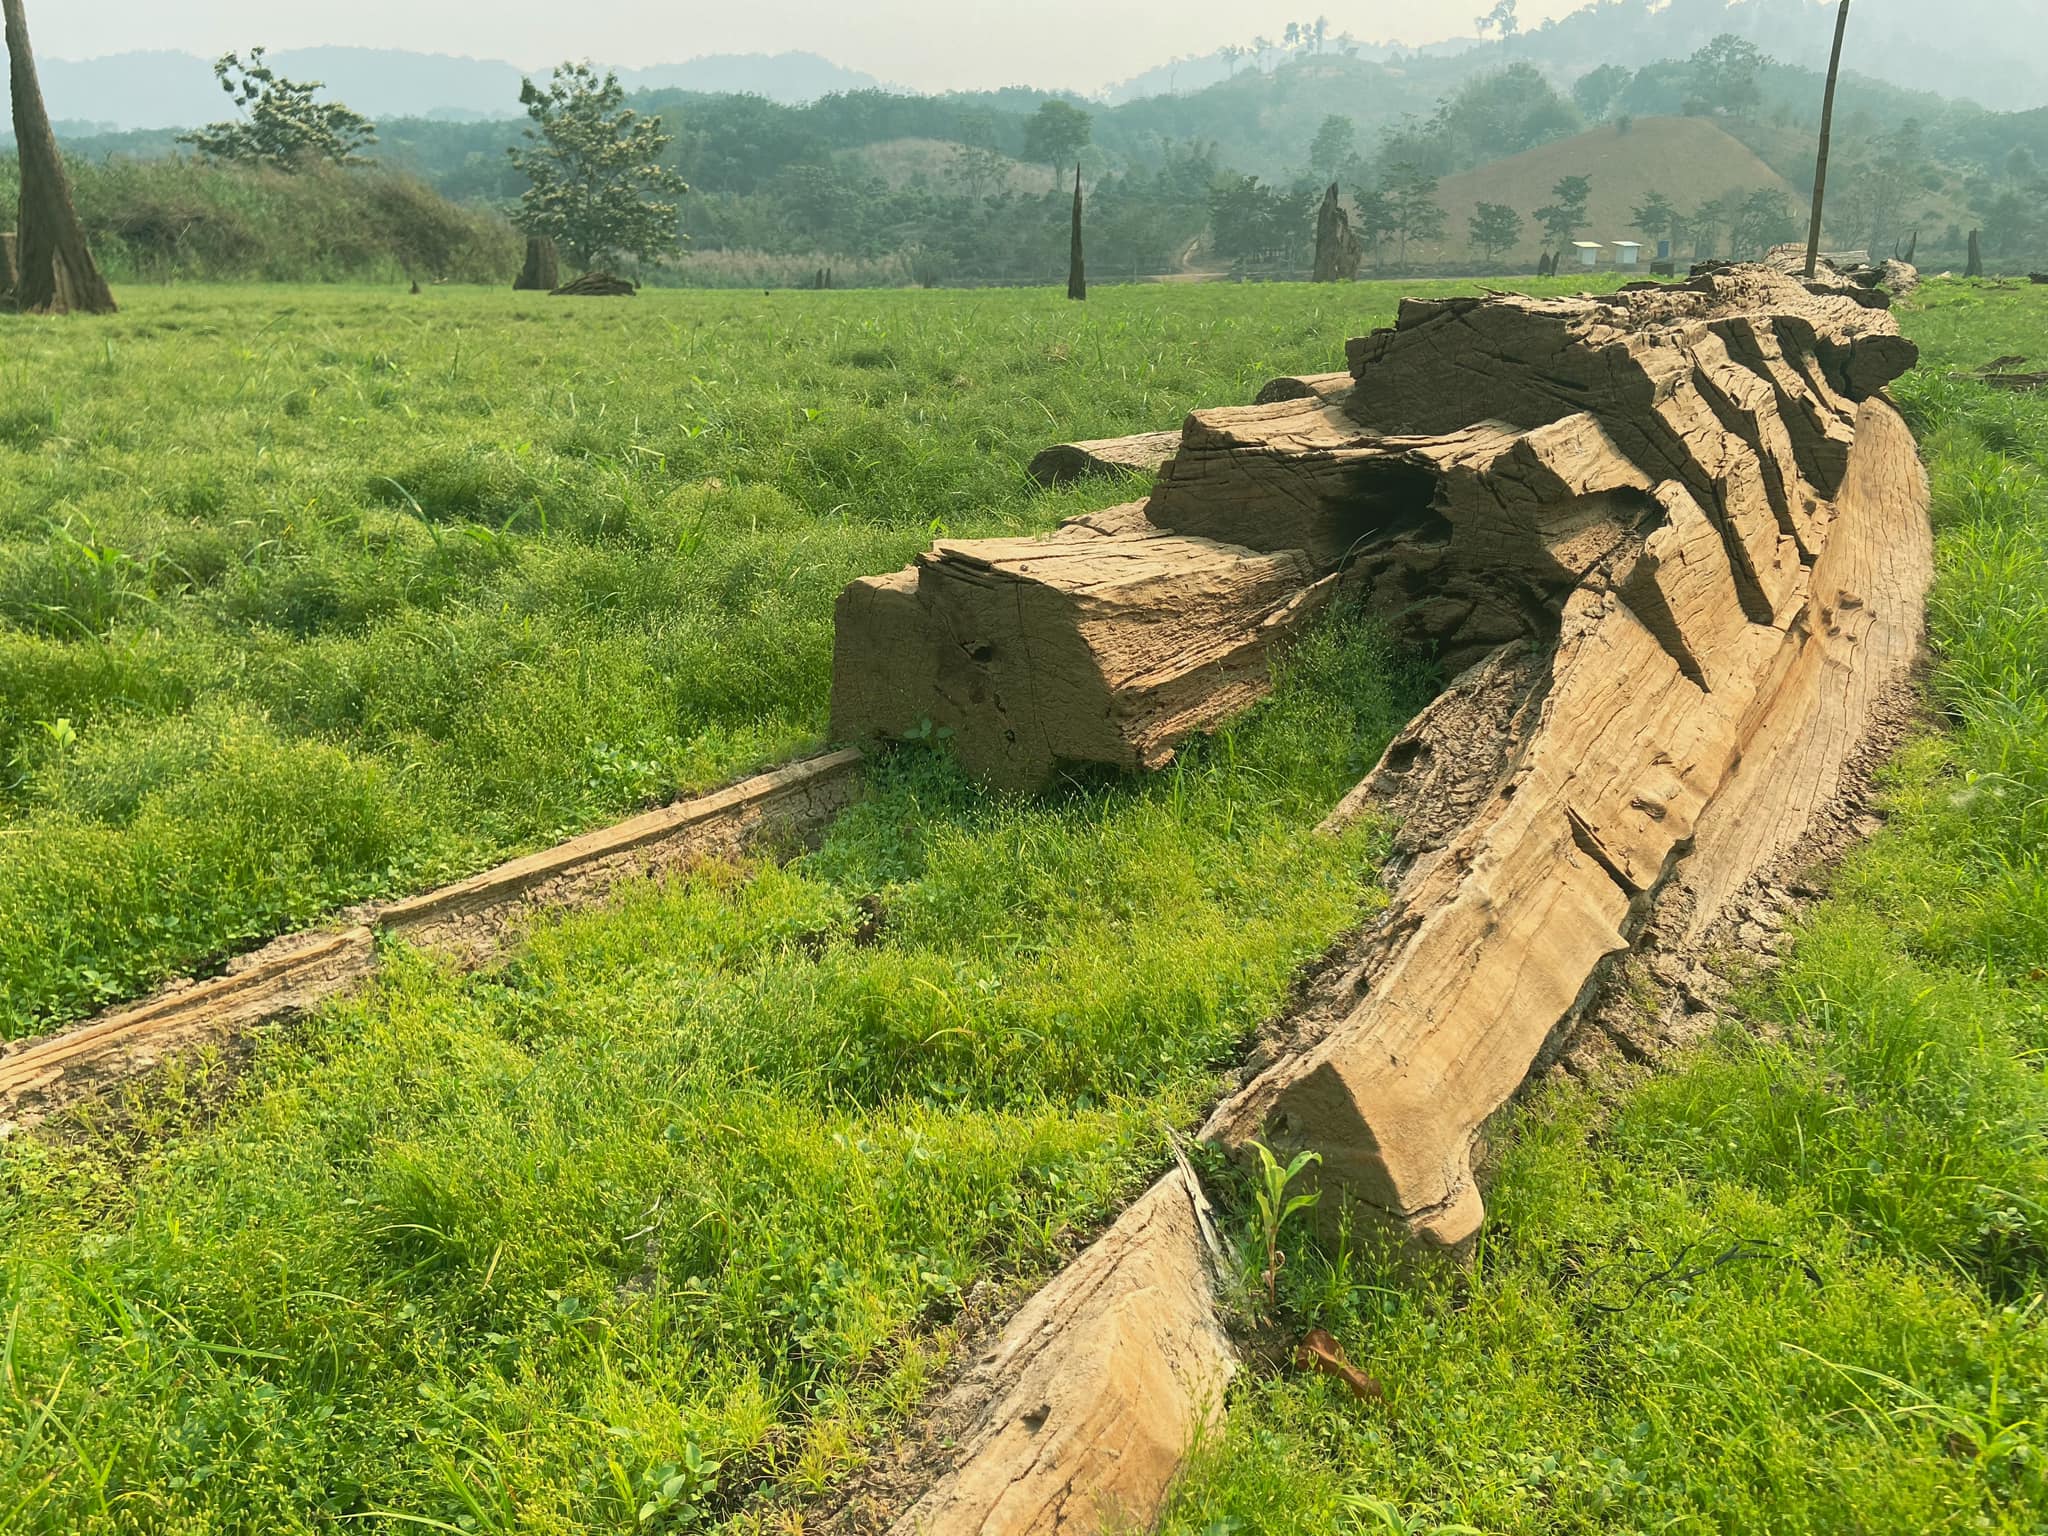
<box><xmin>3</xmin><ymin>0</ymin><xmax>115</xmax><ymax>315</ymax></box>
<box><xmin>1804</xmin><ymin>0</ymin><xmax>1851</xmax><ymax>280</ymax></box>
<box><xmin>1967</xmin><ymin>228</ymin><xmax>1984</xmax><ymax>277</ymax></box>
<box><xmin>0</xmin><ymin>230</ymin><xmax>17</xmax><ymax>300</ymax></box>
<box><xmin>511</xmin><ymin>235</ymin><xmax>559</xmax><ymax>291</ymax></box>
<box><xmin>1067</xmin><ymin>163</ymin><xmax>1086</xmax><ymax>301</ymax></box>
<box><xmin>1311</xmin><ymin>182</ymin><xmax>1360</xmax><ymax>282</ymax></box>
<box><xmin>846</xmin><ymin>265</ymin><xmax>1933</xmax><ymax>1535</ymax></box>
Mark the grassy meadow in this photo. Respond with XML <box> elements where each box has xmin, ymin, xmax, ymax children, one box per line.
<box><xmin>0</xmin><ymin>278</ymin><xmax>1472</xmax><ymax>1041</ymax></box>
<box><xmin>0</xmin><ymin>275</ymin><xmax>2042</xmax><ymax>1534</ymax></box>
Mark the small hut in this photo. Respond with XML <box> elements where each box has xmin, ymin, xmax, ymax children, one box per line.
<box><xmin>1613</xmin><ymin>240</ymin><xmax>1642</xmax><ymax>269</ymax></box>
<box><xmin>1573</xmin><ymin>241</ymin><xmax>1605</xmax><ymax>269</ymax></box>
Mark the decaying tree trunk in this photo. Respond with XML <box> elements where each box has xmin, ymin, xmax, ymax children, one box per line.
<box><xmin>831</xmin><ymin>503</ymin><xmax>1335</xmax><ymax>788</ymax></box>
<box><xmin>885</xmin><ymin>1162</ymin><xmax>1234</xmax><ymax>1536</ymax></box>
<box><xmin>551</xmin><ymin>271</ymin><xmax>637</xmax><ymax>297</ymax></box>
<box><xmin>0</xmin><ymin>230</ymin><xmax>16</xmax><ymax>300</ymax></box>
<box><xmin>1254</xmin><ymin>370</ymin><xmax>1353</xmax><ymax>405</ymax></box>
<box><xmin>512</xmin><ymin>235</ymin><xmax>559</xmax><ymax>291</ymax></box>
<box><xmin>1311</xmin><ymin>182</ymin><xmax>1360</xmax><ymax>283</ymax></box>
<box><xmin>1024</xmin><ymin>430</ymin><xmax>1181</xmax><ymax>487</ymax></box>
<box><xmin>3</xmin><ymin>0</ymin><xmax>115</xmax><ymax>315</ymax></box>
<box><xmin>1804</xmin><ymin>0</ymin><xmax>1851</xmax><ymax>279</ymax></box>
<box><xmin>1967</xmin><ymin>229</ymin><xmax>1984</xmax><ymax>277</ymax></box>
<box><xmin>1067</xmin><ymin>163</ymin><xmax>1086</xmax><ymax>301</ymax></box>
<box><xmin>836</xmin><ymin>266</ymin><xmax>1931</xmax><ymax>1536</ymax></box>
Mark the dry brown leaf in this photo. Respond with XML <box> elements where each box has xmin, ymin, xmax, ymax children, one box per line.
<box><xmin>1293</xmin><ymin>1328</ymin><xmax>1385</xmax><ymax>1403</ymax></box>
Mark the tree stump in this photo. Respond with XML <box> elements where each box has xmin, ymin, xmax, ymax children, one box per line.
<box><xmin>1967</xmin><ymin>228</ymin><xmax>1984</xmax><ymax>277</ymax></box>
<box><xmin>512</xmin><ymin>236</ymin><xmax>560</xmax><ymax>291</ymax></box>
<box><xmin>1311</xmin><ymin>182</ymin><xmax>1360</xmax><ymax>283</ymax></box>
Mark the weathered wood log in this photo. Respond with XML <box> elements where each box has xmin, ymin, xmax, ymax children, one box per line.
<box><xmin>552</xmin><ymin>271</ymin><xmax>636</xmax><ymax>297</ymax></box>
<box><xmin>1253</xmin><ymin>370</ymin><xmax>1352</xmax><ymax>405</ymax></box>
<box><xmin>0</xmin><ymin>230</ymin><xmax>16</xmax><ymax>299</ymax></box>
<box><xmin>1024</xmin><ymin>431</ymin><xmax>1180</xmax><ymax>487</ymax></box>
<box><xmin>1203</xmin><ymin>395</ymin><xmax>1930</xmax><ymax>1253</ymax></box>
<box><xmin>512</xmin><ymin>235</ymin><xmax>559</xmax><ymax>291</ymax></box>
<box><xmin>1967</xmin><ymin>229</ymin><xmax>1984</xmax><ymax>277</ymax></box>
<box><xmin>886</xmin><ymin>1161</ymin><xmax>1233</xmax><ymax>1536</ymax></box>
<box><xmin>0</xmin><ymin>751</ymin><xmax>864</xmax><ymax>1133</ymax></box>
<box><xmin>830</xmin><ymin>504</ymin><xmax>1335</xmax><ymax>790</ymax></box>
<box><xmin>842</xmin><ymin>263</ymin><xmax>1934</xmax><ymax>1536</ymax></box>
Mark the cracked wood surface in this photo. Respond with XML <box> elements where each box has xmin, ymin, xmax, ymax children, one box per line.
<box><xmin>831</xmin><ymin>504</ymin><xmax>1334</xmax><ymax>789</ymax></box>
<box><xmin>1203</xmin><ymin>396</ymin><xmax>1929</xmax><ymax>1253</ymax></box>
<box><xmin>822</xmin><ymin>263</ymin><xmax>1931</xmax><ymax>1535</ymax></box>
<box><xmin>886</xmin><ymin>1163</ymin><xmax>1234</xmax><ymax>1536</ymax></box>
<box><xmin>1025</xmin><ymin>431</ymin><xmax>1182</xmax><ymax>488</ymax></box>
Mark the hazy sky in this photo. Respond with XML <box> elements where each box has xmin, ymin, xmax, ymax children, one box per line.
<box><xmin>36</xmin><ymin>0</ymin><xmax>1599</xmax><ymax>94</ymax></box>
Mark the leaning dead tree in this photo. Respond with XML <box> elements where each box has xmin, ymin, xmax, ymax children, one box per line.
<box><xmin>1067</xmin><ymin>163</ymin><xmax>1085</xmax><ymax>301</ymax></box>
<box><xmin>3</xmin><ymin>0</ymin><xmax>116</xmax><ymax>314</ymax></box>
<box><xmin>834</xmin><ymin>264</ymin><xmax>1931</xmax><ymax>1534</ymax></box>
<box><xmin>1804</xmin><ymin>0</ymin><xmax>1851</xmax><ymax>279</ymax></box>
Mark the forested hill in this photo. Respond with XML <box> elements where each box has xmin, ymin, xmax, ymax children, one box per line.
<box><xmin>17</xmin><ymin>19</ymin><xmax>2048</xmax><ymax>286</ymax></box>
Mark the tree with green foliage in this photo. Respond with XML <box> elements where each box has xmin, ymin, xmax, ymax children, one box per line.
<box><xmin>1383</xmin><ymin>162</ymin><xmax>1447</xmax><ymax>266</ymax></box>
<box><xmin>1534</xmin><ymin>174</ymin><xmax>1592</xmax><ymax>248</ymax></box>
<box><xmin>1732</xmin><ymin>186</ymin><xmax>1799</xmax><ymax>256</ymax></box>
<box><xmin>1475</xmin><ymin>0</ymin><xmax>1519</xmax><ymax>43</ymax></box>
<box><xmin>180</xmin><ymin>47</ymin><xmax>375</xmax><ymax>170</ymax></box>
<box><xmin>1572</xmin><ymin>63</ymin><xmax>1631</xmax><ymax>123</ymax></box>
<box><xmin>1308</xmin><ymin>114</ymin><xmax>1358</xmax><ymax>182</ymax></box>
<box><xmin>1350</xmin><ymin>184</ymin><xmax>1395</xmax><ymax>268</ymax></box>
<box><xmin>1687</xmin><ymin>34</ymin><xmax>1767</xmax><ymax>118</ymax></box>
<box><xmin>1468</xmin><ymin>202</ymin><xmax>1523</xmax><ymax>265</ymax></box>
<box><xmin>1207</xmin><ymin>175</ymin><xmax>1310</xmax><ymax>265</ymax></box>
<box><xmin>1632</xmin><ymin>190</ymin><xmax>1684</xmax><ymax>248</ymax></box>
<box><xmin>1023</xmin><ymin>100</ymin><xmax>1091</xmax><ymax>187</ymax></box>
<box><xmin>507</xmin><ymin>63</ymin><xmax>688</xmax><ymax>272</ymax></box>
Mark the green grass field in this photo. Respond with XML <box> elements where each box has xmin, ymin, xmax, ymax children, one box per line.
<box><xmin>0</xmin><ymin>277</ymin><xmax>2043</xmax><ymax>1534</ymax></box>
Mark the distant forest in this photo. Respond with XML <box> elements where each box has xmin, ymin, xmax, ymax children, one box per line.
<box><xmin>14</xmin><ymin>20</ymin><xmax>2048</xmax><ymax>287</ymax></box>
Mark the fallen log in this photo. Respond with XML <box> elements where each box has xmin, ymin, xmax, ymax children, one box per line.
<box><xmin>886</xmin><ymin>1161</ymin><xmax>1233</xmax><ymax>1536</ymax></box>
<box><xmin>1252</xmin><ymin>370</ymin><xmax>1352</xmax><ymax>405</ymax></box>
<box><xmin>0</xmin><ymin>751</ymin><xmax>864</xmax><ymax>1133</ymax></box>
<box><xmin>826</xmin><ymin>262</ymin><xmax>1933</xmax><ymax>1536</ymax></box>
<box><xmin>1024</xmin><ymin>431</ymin><xmax>1180</xmax><ymax>487</ymax></box>
<box><xmin>552</xmin><ymin>271</ymin><xmax>636</xmax><ymax>297</ymax></box>
<box><xmin>830</xmin><ymin>504</ymin><xmax>1334</xmax><ymax>790</ymax></box>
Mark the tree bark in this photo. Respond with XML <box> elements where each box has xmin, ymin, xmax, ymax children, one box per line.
<box><xmin>3</xmin><ymin>0</ymin><xmax>115</xmax><ymax>315</ymax></box>
<box><xmin>1067</xmin><ymin>162</ymin><xmax>1085</xmax><ymax>301</ymax></box>
<box><xmin>511</xmin><ymin>234</ymin><xmax>559</xmax><ymax>291</ymax></box>
<box><xmin>0</xmin><ymin>229</ymin><xmax>17</xmax><ymax>298</ymax></box>
<box><xmin>1967</xmin><ymin>228</ymin><xmax>1984</xmax><ymax>278</ymax></box>
<box><xmin>1804</xmin><ymin>0</ymin><xmax>1851</xmax><ymax>280</ymax></box>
